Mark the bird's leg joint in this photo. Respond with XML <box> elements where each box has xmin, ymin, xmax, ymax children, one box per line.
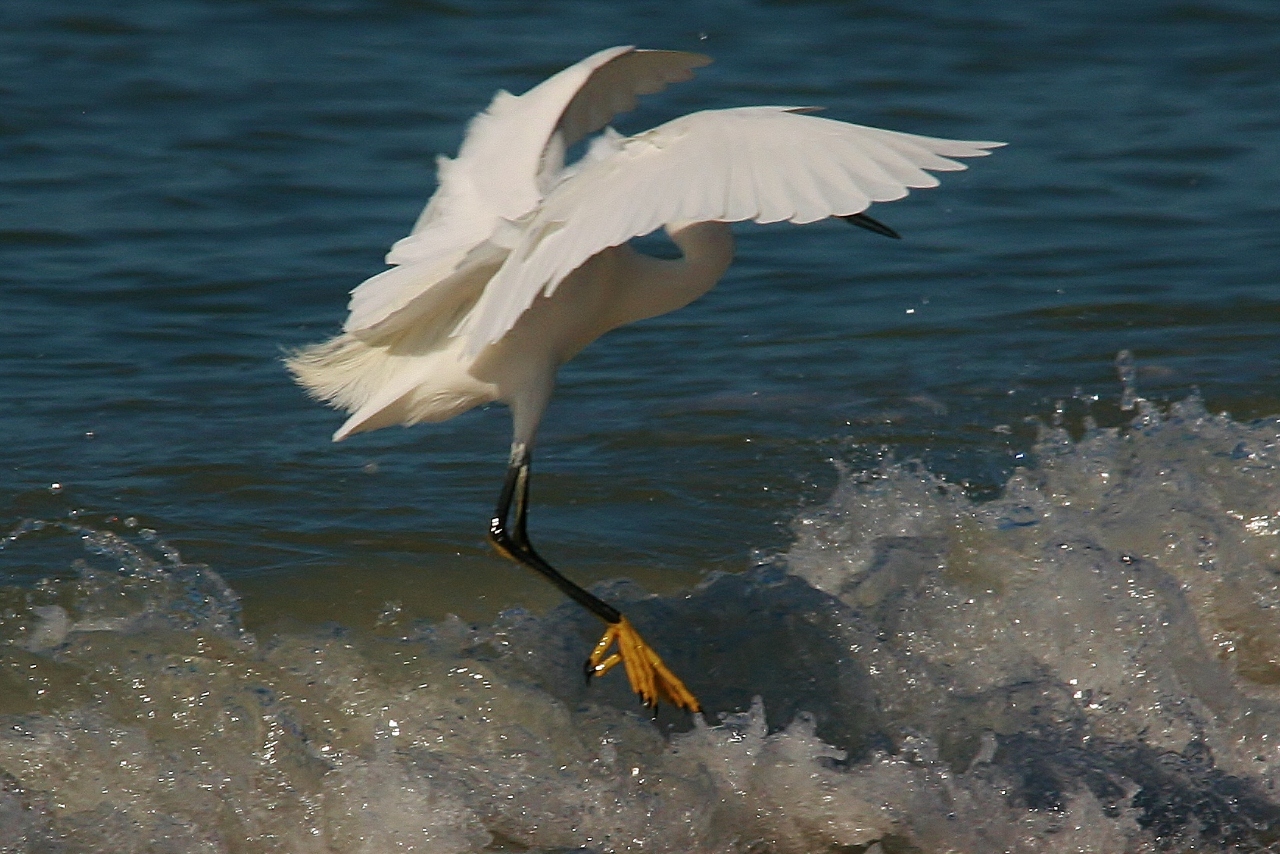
<box><xmin>488</xmin><ymin>445</ymin><xmax>622</xmax><ymax>625</ymax></box>
<box><xmin>486</xmin><ymin>443</ymin><xmax>698</xmax><ymax>713</ymax></box>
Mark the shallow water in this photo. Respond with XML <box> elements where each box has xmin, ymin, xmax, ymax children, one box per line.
<box><xmin>5</xmin><ymin>0</ymin><xmax>1280</xmax><ymax>851</ymax></box>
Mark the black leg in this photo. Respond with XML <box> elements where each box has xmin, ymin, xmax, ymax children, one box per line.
<box><xmin>486</xmin><ymin>443</ymin><xmax>701</xmax><ymax>713</ymax></box>
<box><xmin>487</xmin><ymin>444</ymin><xmax>622</xmax><ymax>624</ymax></box>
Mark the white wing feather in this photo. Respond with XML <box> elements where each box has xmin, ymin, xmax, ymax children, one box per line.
<box><xmin>344</xmin><ymin>46</ymin><xmax>710</xmax><ymax>334</ymax></box>
<box><xmin>455</xmin><ymin>107</ymin><xmax>1003</xmax><ymax>350</ymax></box>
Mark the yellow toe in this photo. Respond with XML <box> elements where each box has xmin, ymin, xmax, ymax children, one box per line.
<box><xmin>585</xmin><ymin>615</ymin><xmax>701</xmax><ymax>713</ymax></box>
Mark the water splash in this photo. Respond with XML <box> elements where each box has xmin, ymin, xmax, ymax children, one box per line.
<box><xmin>1115</xmin><ymin>348</ymin><xmax>1139</xmax><ymax>412</ymax></box>
<box><xmin>4</xmin><ymin>397</ymin><xmax>1280</xmax><ymax>851</ymax></box>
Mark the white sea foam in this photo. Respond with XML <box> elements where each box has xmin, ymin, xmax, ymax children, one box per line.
<box><xmin>3</xmin><ymin>395</ymin><xmax>1280</xmax><ymax>852</ymax></box>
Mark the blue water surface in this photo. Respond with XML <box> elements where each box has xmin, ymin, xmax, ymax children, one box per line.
<box><xmin>4</xmin><ymin>0</ymin><xmax>1280</xmax><ymax>620</ymax></box>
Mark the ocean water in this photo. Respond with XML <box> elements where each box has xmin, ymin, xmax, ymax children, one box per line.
<box><xmin>4</xmin><ymin>0</ymin><xmax>1280</xmax><ymax>851</ymax></box>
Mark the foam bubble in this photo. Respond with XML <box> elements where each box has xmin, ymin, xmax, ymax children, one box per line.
<box><xmin>3</xmin><ymin>397</ymin><xmax>1280</xmax><ymax>851</ymax></box>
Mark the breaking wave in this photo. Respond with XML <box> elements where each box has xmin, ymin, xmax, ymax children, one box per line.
<box><xmin>4</xmin><ymin>393</ymin><xmax>1280</xmax><ymax>852</ymax></box>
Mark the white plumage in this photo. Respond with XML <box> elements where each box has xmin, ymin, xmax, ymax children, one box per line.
<box><xmin>289</xmin><ymin>46</ymin><xmax>999</xmax><ymax>445</ymax></box>
<box><xmin>287</xmin><ymin>46</ymin><xmax>1001</xmax><ymax>711</ymax></box>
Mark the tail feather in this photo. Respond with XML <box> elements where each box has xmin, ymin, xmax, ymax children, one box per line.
<box><xmin>286</xmin><ymin>333</ymin><xmax>398</xmax><ymax>415</ymax></box>
<box><xmin>286</xmin><ymin>255</ymin><xmax>496</xmax><ymax>439</ymax></box>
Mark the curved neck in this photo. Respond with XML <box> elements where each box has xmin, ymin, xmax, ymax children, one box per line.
<box><xmin>666</xmin><ymin>220</ymin><xmax>734</xmax><ymax>278</ymax></box>
<box><xmin>611</xmin><ymin>221</ymin><xmax>734</xmax><ymax>328</ymax></box>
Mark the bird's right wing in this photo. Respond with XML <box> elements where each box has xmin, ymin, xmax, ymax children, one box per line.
<box><xmin>455</xmin><ymin>107</ymin><xmax>1003</xmax><ymax>351</ymax></box>
<box><xmin>345</xmin><ymin>46</ymin><xmax>710</xmax><ymax>335</ymax></box>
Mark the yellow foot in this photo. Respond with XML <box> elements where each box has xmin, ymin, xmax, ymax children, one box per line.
<box><xmin>585</xmin><ymin>615</ymin><xmax>701</xmax><ymax>713</ymax></box>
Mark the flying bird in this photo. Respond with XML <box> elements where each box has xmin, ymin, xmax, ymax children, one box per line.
<box><xmin>288</xmin><ymin>46</ymin><xmax>1001</xmax><ymax>713</ymax></box>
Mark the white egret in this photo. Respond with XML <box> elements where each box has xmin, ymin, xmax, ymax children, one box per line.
<box><xmin>288</xmin><ymin>46</ymin><xmax>1001</xmax><ymax>713</ymax></box>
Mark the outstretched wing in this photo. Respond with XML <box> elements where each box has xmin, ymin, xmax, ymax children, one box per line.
<box><xmin>457</xmin><ymin>46</ymin><xmax>712</xmax><ymax>220</ymax></box>
<box><xmin>455</xmin><ymin>107</ymin><xmax>1004</xmax><ymax>351</ymax></box>
<box><xmin>344</xmin><ymin>46</ymin><xmax>710</xmax><ymax>334</ymax></box>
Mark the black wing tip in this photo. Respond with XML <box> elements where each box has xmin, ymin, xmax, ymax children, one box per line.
<box><xmin>840</xmin><ymin>212</ymin><xmax>902</xmax><ymax>240</ymax></box>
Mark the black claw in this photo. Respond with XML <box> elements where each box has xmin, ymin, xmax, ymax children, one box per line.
<box><xmin>840</xmin><ymin>211</ymin><xmax>901</xmax><ymax>240</ymax></box>
<box><xmin>583</xmin><ymin>659</ymin><xmax>594</xmax><ymax>685</ymax></box>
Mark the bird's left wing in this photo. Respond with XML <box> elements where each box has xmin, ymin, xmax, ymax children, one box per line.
<box><xmin>455</xmin><ymin>107</ymin><xmax>1003</xmax><ymax>351</ymax></box>
<box><xmin>344</xmin><ymin>46</ymin><xmax>710</xmax><ymax>335</ymax></box>
<box><xmin>454</xmin><ymin>46</ymin><xmax>712</xmax><ymax>222</ymax></box>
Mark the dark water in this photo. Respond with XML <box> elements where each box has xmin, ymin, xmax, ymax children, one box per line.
<box><xmin>4</xmin><ymin>1</ymin><xmax>1280</xmax><ymax>851</ymax></box>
